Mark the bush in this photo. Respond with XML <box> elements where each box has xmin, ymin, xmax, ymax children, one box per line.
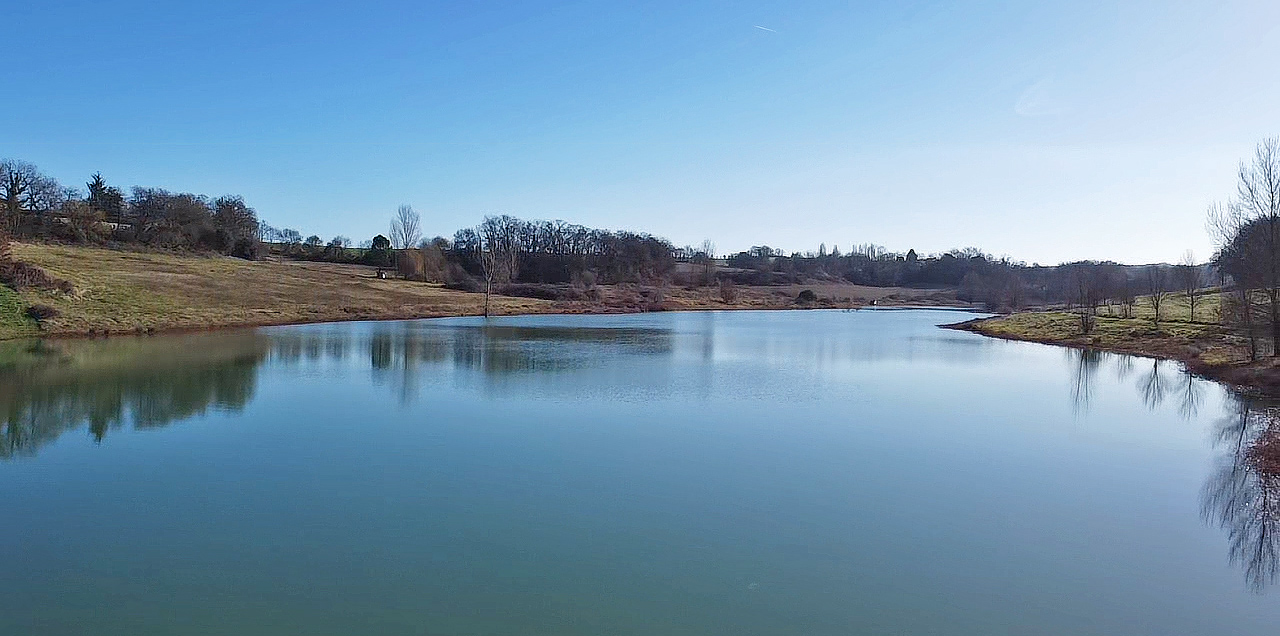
<box><xmin>0</xmin><ymin>260</ymin><xmax>74</xmax><ymax>293</ymax></box>
<box><xmin>25</xmin><ymin>304</ymin><xmax>59</xmax><ymax>321</ymax></box>
<box><xmin>796</xmin><ymin>289</ymin><xmax>818</xmax><ymax>304</ymax></box>
<box><xmin>396</xmin><ymin>250</ymin><xmax>426</xmax><ymax>280</ymax></box>
<box><xmin>719</xmin><ymin>279</ymin><xmax>738</xmax><ymax>303</ymax></box>
<box><xmin>443</xmin><ymin>263</ymin><xmax>482</xmax><ymax>292</ymax></box>
<box><xmin>572</xmin><ymin>269</ymin><xmax>598</xmax><ymax>291</ymax></box>
<box><xmin>54</xmin><ymin>201</ymin><xmax>110</xmax><ymax>244</ymax></box>
<box><xmin>230</xmin><ymin>238</ymin><xmax>260</xmax><ymax>260</ymax></box>
<box><xmin>420</xmin><ymin>244</ymin><xmax>448</xmax><ymax>283</ymax></box>
<box><xmin>645</xmin><ymin>286</ymin><xmax>666</xmax><ymax>311</ymax></box>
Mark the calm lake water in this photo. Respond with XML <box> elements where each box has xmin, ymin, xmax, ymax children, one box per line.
<box><xmin>2</xmin><ymin>309</ymin><xmax>1278</xmax><ymax>635</ymax></box>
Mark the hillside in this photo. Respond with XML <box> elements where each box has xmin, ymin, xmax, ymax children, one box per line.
<box><xmin>0</xmin><ymin>243</ymin><xmax>961</xmax><ymax>341</ymax></box>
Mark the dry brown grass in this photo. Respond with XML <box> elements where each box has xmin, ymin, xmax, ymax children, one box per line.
<box><xmin>4</xmin><ymin>243</ymin><xmax>553</xmax><ymax>340</ymax></box>
<box><xmin>1</xmin><ymin>243</ymin><xmax>962</xmax><ymax>341</ymax></box>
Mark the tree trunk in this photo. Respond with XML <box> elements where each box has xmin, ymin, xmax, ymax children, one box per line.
<box><xmin>484</xmin><ymin>279</ymin><xmax>492</xmax><ymax>318</ymax></box>
<box><xmin>1270</xmin><ymin>287</ymin><xmax>1280</xmax><ymax>357</ymax></box>
<box><xmin>1243</xmin><ymin>289</ymin><xmax>1258</xmax><ymax>361</ymax></box>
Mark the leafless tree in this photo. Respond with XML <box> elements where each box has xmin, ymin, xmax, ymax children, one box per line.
<box><xmin>477</xmin><ymin>215</ymin><xmax>521</xmax><ymax>316</ymax></box>
<box><xmin>1177</xmin><ymin>250</ymin><xmax>1203</xmax><ymax>322</ymax></box>
<box><xmin>389</xmin><ymin>204</ymin><xmax>422</xmax><ymax>250</ymax></box>
<box><xmin>0</xmin><ymin>159</ymin><xmax>63</xmax><ymax>231</ymax></box>
<box><xmin>1069</xmin><ymin>264</ymin><xmax>1111</xmax><ymax>334</ymax></box>
<box><xmin>1117</xmin><ymin>276</ymin><xmax>1137</xmax><ymax>319</ymax></box>
<box><xmin>698</xmin><ymin>239</ymin><xmax>717</xmax><ymax>286</ymax></box>
<box><xmin>1146</xmin><ymin>265</ymin><xmax>1170</xmax><ymax>325</ymax></box>
<box><xmin>1211</xmin><ymin>138</ymin><xmax>1280</xmax><ymax>355</ymax></box>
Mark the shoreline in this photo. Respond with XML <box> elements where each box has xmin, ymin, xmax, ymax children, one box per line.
<box><xmin>4</xmin><ymin>301</ymin><xmax>981</xmax><ymax>344</ymax></box>
<box><xmin>0</xmin><ymin>243</ymin><xmax>972</xmax><ymax>343</ymax></box>
<box><xmin>945</xmin><ymin>314</ymin><xmax>1280</xmax><ymax>399</ymax></box>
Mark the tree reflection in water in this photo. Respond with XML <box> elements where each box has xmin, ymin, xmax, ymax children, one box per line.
<box><xmin>0</xmin><ymin>322</ymin><xmax>676</xmax><ymax>458</ymax></box>
<box><xmin>1067</xmin><ymin>350</ymin><xmax>1198</xmax><ymax>416</ymax></box>
<box><xmin>1066</xmin><ymin>349</ymin><xmax>1279</xmax><ymax>590</ymax></box>
<box><xmin>0</xmin><ymin>333</ymin><xmax>268</xmax><ymax>458</ymax></box>
<box><xmin>269</xmin><ymin>322</ymin><xmax>676</xmax><ymax>404</ymax></box>
<box><xmin>1068</xmin><ymin>349</ymin><xmax>1102</xmax><ymax>416</ymax></box>
<box><xmin>1202</xmin><ymin>395</ymin><xmax>1280</xmax><ymax>591</ymax></box>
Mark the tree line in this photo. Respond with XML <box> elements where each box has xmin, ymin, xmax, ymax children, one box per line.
<box><xmin>379</xmin><ymin>210</ymin><xmax>679</xmax><ymax>314</ymax></box>
<box><xmin>2</xmin><ymin>160</ymin><xmax>261</xmax><ymax>258</ymax></box>
<box><xmin>2</xmin><ymin>155</ymin><xmax>1210</xmax><ymax>319</ymax></box>
<box><xmin>720</xmin><ymin>241</ymin><xmax>1203</xmax><ymax>321</ymax></box>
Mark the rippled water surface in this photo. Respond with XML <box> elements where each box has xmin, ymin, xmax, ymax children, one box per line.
<box><xmin>2</xmin><ymin>309</ymin><xmax>1278</xmax><ymax>635</ymax></box>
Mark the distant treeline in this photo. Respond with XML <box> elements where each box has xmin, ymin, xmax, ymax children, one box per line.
<box><xmin>721</xmin><ymin>244</ymin><xmax>1204</xmax><ymax>316</ymax></box>
<box><xmin>0</xmin><ymin>156</ymin><xmax>1204</xmax><ymax>313</ymax></box>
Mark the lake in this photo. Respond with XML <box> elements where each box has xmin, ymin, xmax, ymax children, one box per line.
<box><xmin>2</xmin><ymin>309</ymin><xmax>1278</xmax><ymax>635</ymax></box>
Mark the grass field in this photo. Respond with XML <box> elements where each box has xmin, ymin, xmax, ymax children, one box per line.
<box><xmin>0</xmin><ymin>286</ymin><xmax>38</xmax><ymax>340</ymax></box>
<box><xmin>2</xmin><ymin>243</ymin><xmax>554</xmax><ymax>340</ymax></box>
<box><xmin>1095</xmin><ymin>290</ymin><xmax>1222</xmax><ymax>324</ymax></box>
<box><xmin>0</xmin><ymin>243</ymin><xmax>960</xmax><ymax>341</ymax></box>
<box><xmin>948</xmin><ymin>286</ymin><xmax>1280</xmax><ymax>396</ymax></box>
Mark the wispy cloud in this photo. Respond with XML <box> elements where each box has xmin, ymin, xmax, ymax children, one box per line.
<box><xmin>753</xmin><ymin>25</ymin><xmax>776</xmax><ymax>33</ymax></box>
<box><xmin>1014</xmin><ymin>78</ymin><xmax>1069</xmax><ymax>117</ymax></box>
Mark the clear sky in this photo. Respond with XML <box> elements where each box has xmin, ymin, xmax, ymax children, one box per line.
<box><xmin>4</xmin><ymin>0</ymin><xmax>1278</xmax><ymax>264</ymax></box>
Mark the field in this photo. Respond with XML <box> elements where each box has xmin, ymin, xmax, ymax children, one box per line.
<box><xmin>0</xmin><ymin>243</ymin><xmax>960</xmax><ymax>341</ymax></box>
<box><xmin>948</xmin><ymin>292</ymin><xmax>1280</xmax><ymax>397</ymax></box>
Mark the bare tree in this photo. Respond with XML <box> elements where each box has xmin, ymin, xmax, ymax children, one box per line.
<box><xmin>0</xmin><ymin>159</ymin><xmax>63</xmax><ymax>231</ymax></box>
<box><xmin>389</xmin><ymin>204</ymin><xmax>422</xmax><ymax>250</ymax></box>
<box><xmin>1146</xmin><ymin>265</ymin><xmax>1170</xmax><ymax>325</ymax></box>
<box><xmin>1211</xmin><ymin>139</ymin><xmax>1280</xmax><ymax>354</ymax></box>
<box><xmin>1117</xmin><ymin>276</ymin><xmax>1137</xmax><ymax>319</ymax></box>
<box><xmin>1208</xmin><ymin>138</ymin><xmax>1280</xmax><ymax>355</ymax></box>
<box><xmin>699</xmin><ymin>239</ymin><xmax>717</xmax><ymax>287</ymax></box>
<box><xmin>1178</xmin><ymin>250</ymin><xmax>1203</xmax><ymax>322</ymax></box>
<box><xmin>476</xmin><ymin>215</ymin><xmax>521</xmax><ymax>317</ymax></box>
<box><xmin>1069</xmin><ymin>264</ymin><xmax>1110</xmax><ymax>334</ymax></box>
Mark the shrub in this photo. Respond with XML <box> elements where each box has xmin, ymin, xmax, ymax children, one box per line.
<box><xmin>396</xmin><ymin>250</ymin><xmax>426</xmax><ymax>280</ymax></box>
<box><xmin>0</xmin><ymin>260</ymin><xmax>73</xmax><ymax>293</ymax></box>
<box><xmin>572</xmin><ymin>269</ymin><xmax>598</xmax><ymax>291</ymax></box>
<box><xmin>443</xmin><ymin>263</ymin><xmax>482</xmax><ymax>292</ymax></box>
<box><xmin>420</xmin><ymin>244</ymin><xmax>448</xmax><ymax>283</ymax></box>
<box><xmin>645</xmin><ymin>286</ymin><xmax>666</xmax><ymax>311</ymax></box>
<box><xmin>796</xmin><ymin>289</ymin><xmax>818</xmax><ymax>304</ymax></box>
<box><xmin>25</xmin><ymin>304</ymin><xmax>59</xmax><ymax>321</ymax></box>
<box><xmin>58</xmin><ymin>201</ymin><xmax>109</xmax><ymax>244</ymax></box>
<box><xmin>719</xmin><ymin>279</ymin><xmax>738</xmax><ymax>303</ymax></box>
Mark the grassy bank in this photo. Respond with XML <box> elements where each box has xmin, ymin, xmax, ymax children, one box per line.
<box><xmin>0</xmin><ymin>243</ymin><xmax>960</xmax><ymax>341</ymax></box>
<box><xmin>948</xmin><ymin>304</ymin><xmax>1280</xmax><ymax>397</ymax></box>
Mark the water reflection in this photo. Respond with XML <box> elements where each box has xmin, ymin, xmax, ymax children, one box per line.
<box><xmin>1069</xmin><ymin>349</ymin><xmax>1102</xmax><ymax>415</ymax></box>
<box><xmin>5</xmin><ymin>316</ymin><xmax>1280</xmax><ymax>595</ymax></box>
<box><xmin>1065</xmin><ymin>348</ymin><xmax>1280</xmax><ymax>590</ymax></box>
<box><xmin>0</xmin><ymin>333</ymin><xmax>268</xmax><ymax>458</ymax></box>
<box><xmin>1202</xmin><ymin>395</ymin><xmax>1280</xmax><ymax>591</ymax></box>
<box><xmin>1066</xmin><ymin>349</ymin><xmax>1199</xmax><ymax>418</ymax></box>
<box><xmin>0</xmin><ymin>321</ymin><xmax>676</xmax><ymax>454</ymax></box>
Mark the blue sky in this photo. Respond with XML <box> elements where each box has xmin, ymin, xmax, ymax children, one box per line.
<box><xmin>4</xmin><ymin>0</ymin><xmax>1278</xmax><ymax>264</ymax></box>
